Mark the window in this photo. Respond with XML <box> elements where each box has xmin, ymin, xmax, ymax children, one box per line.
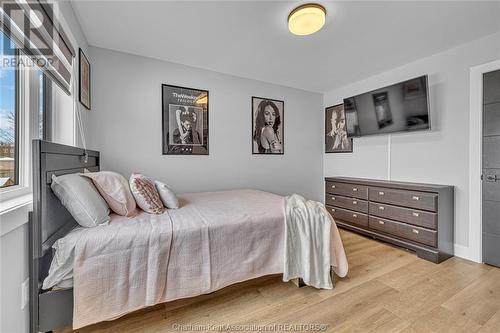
<box><xmin>0</xmin><ymin>30</ymin><xmax>52</xmax><ymax>195</ymax></box>
<box><xmin>0</xmin><ymin>31</ymin><xmax>18</xmax><ymax>189</ymax></box>
<box><xmin>0</xmin><ymin>1</ymin><xmax>71</xmax><ymax>200</ymax></box>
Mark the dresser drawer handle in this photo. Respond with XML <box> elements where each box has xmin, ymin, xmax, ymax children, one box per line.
<box><xmin>352</xmin><ymin>188</ymin><xmax>358</xmax><ymax>192</ymax></box>
<box><xmin>331</xmin><ymin>197</ymin><xmax>336</xmax><ymax>201</ymax></box>
<box><xmin>412</xmin><ymin>212</ymin><xmax>420</xmax><ymax>217</ymax></box>
<box><xmin>331</xmin><ymin>208</ymin><xmax>336</xmax><ymax>212</ymax></box>
<box><xmin>412</xmin><ymin>229</ymin><xmax>419</xmax><ymax>234</ymax></box>
<box><xmin>412</xmin><ymin>196</ymin><xmax>420</xmax><ymax>201</ymax></box>
<box><xmin>331</xmin><ymin>185</ymin><xmax>336</xmax><ymax>189</ymax></box>
<box><xmin>352</xmin><ymin>214</ymin><xmax>357</xmax><ymax>218</ymax></box>
<box><xmin>378</xmin><ymin>220</ymin><xmax>385</xmax><ymax>225</ymax></box>
<box><xmin>352</xmin><ymin>200</ymin><xmax>357</xmax><ymax>205</ymax></box>
<box><xmin>378</xmin><ymin>191</ymin><xmax>385</xmax><ymax>195</ymax></box>
<box><xmin>379</xmin><ymin>206</ymin><xmax>385</xmax><ymax>210</ymax></box>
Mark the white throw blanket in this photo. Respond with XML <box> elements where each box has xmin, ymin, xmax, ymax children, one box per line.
<box><xmin>283</xmin><ymin>194</ymin><xmax>348</xmax><ymax>289</ymax></box>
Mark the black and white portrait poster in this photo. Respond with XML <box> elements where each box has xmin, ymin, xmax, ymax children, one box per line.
<box><xmin>252</xmin><ymin>97</ymin><xmax>284</xmax><ymax>154</ymax></box>
<box><xmin>325</xmin><ymin>104</ymin><xmax>353</xmax><ymax>153</ymax></box>
<box><xmin>162</xmin><ymin>84</ymin><xmax>209</xmax><ymax>155</ymax></box>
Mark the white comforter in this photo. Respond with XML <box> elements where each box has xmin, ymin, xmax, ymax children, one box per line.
<box><xmin>50</xmin><ymin>189</ymin><xmax>347</xmax><ymax>329</ymax></box>
<box><xmin>72</xmin><ymin>189</ymin><xmax>285</xmax><ymax>328</ymax></box>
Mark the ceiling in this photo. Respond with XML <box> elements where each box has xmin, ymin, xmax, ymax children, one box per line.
<box><xmin>71</xmin><ymin>1</ymin><xmax>500</xmax><ymax>93</ymax></box>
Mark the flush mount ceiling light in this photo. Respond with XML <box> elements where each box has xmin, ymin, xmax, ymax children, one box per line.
<box><xmin>288</xmin><ymin>3</ymin><xmax>326</xmax><ymax>36</ymax></box>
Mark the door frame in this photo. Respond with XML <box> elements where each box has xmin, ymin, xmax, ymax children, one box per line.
<box><xmin>469</xmin><ymin>59</ymin><xmax>500</xmax><ymax>263</ymax></box>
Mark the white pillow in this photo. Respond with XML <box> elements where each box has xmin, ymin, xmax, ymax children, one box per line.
<box><xmin>155</xmin><ymin>181</ymin><xmax>179</xmax><ymax>209</ymax></box>
<box><xmin>51</xmin><ymin>173</ymin><xmax>110</xmax><ymax>227</ymax></box>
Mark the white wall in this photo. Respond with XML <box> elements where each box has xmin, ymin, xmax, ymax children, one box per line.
<box><xmin>87</xmin><ymin>47</ymin><xmax>324</xmax><ymax>201</ymax></box>
<box><xmin>51</xmin><ymin>0</ymin><xmax>90</xmax><ymax>147</ymax></box>
<box><xmin>324</xmin><ymin>32</ymin><xmax>500</xmax><ymax>260</ymax></box>
<box><xmin>0</xmin><ymin>2</ymin><xmax>89</xmax><ymax>332</ymax></box>
<box><xmin>0</xmin><ymin>223</ymin><xmax>29</xmax><ymax>333</ymax></box>
<box><xmin>51</xmin><ymin>83</ymin><xmax>76</xmax><ymax>145</ymax></box>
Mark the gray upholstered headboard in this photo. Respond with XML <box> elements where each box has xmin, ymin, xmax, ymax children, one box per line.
<box><xmin>30</xmin><ymin>140</ymin><xmax>100</xmax><ymax>332</ymax></box>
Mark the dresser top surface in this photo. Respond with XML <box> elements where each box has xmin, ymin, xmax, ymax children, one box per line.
<box><xmin>325</xmin><ymin>176</ymin><xmax>453</xmax><ymax>193</ymax></box>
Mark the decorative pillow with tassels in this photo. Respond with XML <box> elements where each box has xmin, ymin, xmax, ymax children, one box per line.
<box><xmin>129</xmin><ymin>173</ymin><xmax>165</xmax><ymax>214</ymax></box>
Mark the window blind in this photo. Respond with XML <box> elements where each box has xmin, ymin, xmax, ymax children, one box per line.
<box><xmin>0</xmin><ymin>0</ymin><xmax>75</xmax><ymax>94</ymax></box>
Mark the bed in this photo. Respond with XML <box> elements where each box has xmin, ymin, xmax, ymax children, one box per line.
<box><xmin>29</xmin><ymin>140</ymin><xmax>347</xmax><ymax>332</ymax></box>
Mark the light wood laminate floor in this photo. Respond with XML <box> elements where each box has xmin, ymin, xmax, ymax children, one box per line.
<box><xmin>61</xmin><ymin>230</ymin><xmax>500</xmax><ymax>333</ymax></box>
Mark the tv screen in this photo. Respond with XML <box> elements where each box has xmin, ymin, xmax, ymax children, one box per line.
<box><xmin>344</xmin><ymin>75</ymin><xmax>430</xmax><ymax>137</ymax></box>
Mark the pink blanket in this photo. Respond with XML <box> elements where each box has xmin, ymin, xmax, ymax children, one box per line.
<box><xmin>72</xmin><ymin>189</ymin><xmax>347</xmax><ymax>329</ymax></box>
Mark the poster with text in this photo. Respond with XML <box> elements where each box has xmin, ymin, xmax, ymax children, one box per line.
<box><xmin>162</xmin><ymin>84</ymin><xmax>209</xmax><ymax>155</ymax></box>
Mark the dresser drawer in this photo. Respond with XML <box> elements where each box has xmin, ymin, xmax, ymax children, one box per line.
<box><xmin>326</xmin><ymin>206</ymin><xmax>368</xmax><ymax>228</ymax></box>
<box><xmin>326</xmin><ymin>181</ymin><xmax>368</xmax><ymax>199</ymax></box>
<box><xmin>326</xmin><ymin>195</ymin><xmax>368</xmax><ymax>213</ymax></box>
<box><xmin>369</xmin><ymin>216</ymin><xmax>437</xmax><ymax>247</ymax></box>
<box><xmin>369</xmin><ymin>187</ymin><xmax>437</xmax><ymax>212</ymax></box>
<box><xmin>368</xmin><ymin>202</ymin><xmax>437</xmax><ymax>230</ymax></box>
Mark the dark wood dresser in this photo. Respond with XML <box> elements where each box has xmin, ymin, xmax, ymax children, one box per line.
<box><xmin>325</xmin><ymin>177</ymin><xmax>454</xmax><ymax>263</ymax></box>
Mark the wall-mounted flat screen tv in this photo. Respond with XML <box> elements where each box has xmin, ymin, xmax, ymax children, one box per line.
<box><xmin>344</xmin><ymin>75</ymin><xmax>430</xmax><ymax>137</ymax></box>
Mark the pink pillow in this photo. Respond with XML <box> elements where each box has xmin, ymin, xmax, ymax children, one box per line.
<box><xmin>129</xmin><ymin>173</ymin><xmax>165</xmax><ymax>214</ymax></box>
<box><xmin>82</xmin><ymin>171</ymin><xmax>137</xmax><ymax>217</ymax></box>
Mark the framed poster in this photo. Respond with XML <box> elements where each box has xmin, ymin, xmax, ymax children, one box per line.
<box><xmin>325</xmin><ymin>103</ymin><xmax>353</xmax><ymax>153</ymax></box>
<box><xmin>162</xmin><ymin>84</ymin><xmax>209</xmax><ymax>155</ymax></box>
<box><xmin>79</xmin><ymin>48</ymin><xmax>91</xmax><ymax>110</ymax></box>
<box><xmin>252</xmin><ymin>96</ymin><xmax>283</xmax><ymax>154</ymax></box>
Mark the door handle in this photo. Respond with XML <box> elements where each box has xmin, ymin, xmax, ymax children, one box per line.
<box><xmin>483</xmin><ymin>174</ymin><xmax>499</xmax><ymax>182</ymax></box>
